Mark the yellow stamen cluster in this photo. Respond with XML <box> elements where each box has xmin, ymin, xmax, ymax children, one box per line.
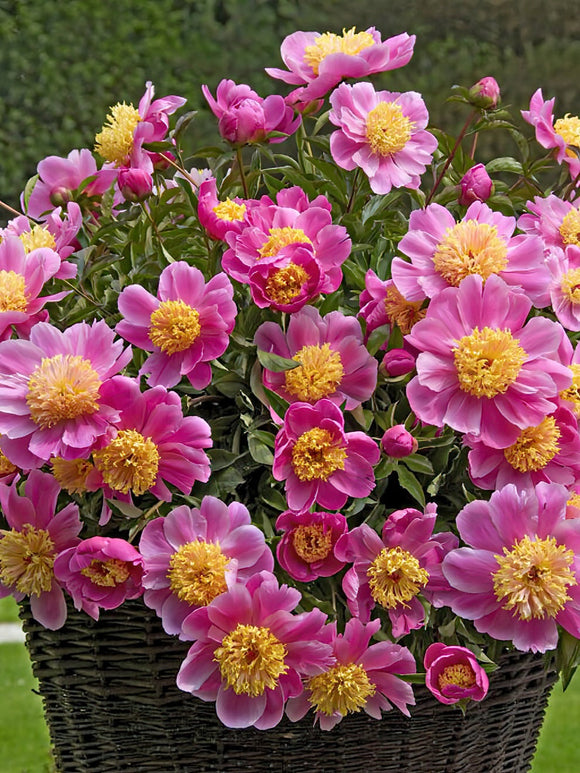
<box><xmin>292</xmin><ymin>523</ymin><xmax>333</xmax><ymax>563</ymax></box>
<box><xmin>0</xmin><ymin>270</ymin><xmax>27</xmax><ymax>313</ymax></box>
<box><xmin>258</xmin><ymin>227</ymin><xmax>311</xmax><ymax>259</ymax></box>
<box><xmin>560</xmin><ymin>364</ymin><xmax>580</xmax><ymax>417</ymax></box>
<box><xmin>559</xmin><ymin>208</ymin><xmax>580</xmax><ymax>246</ymax></box>
<box><xmin>19</xmin><ymin>226</ymin><xmax>57</xmax><ymax>253</ymax></box>
<box><xmin>214</xmin><ymin>623</ymin><xmax>288</xmax><ymax>696</ymax></box>
<box><xmin>81</xmin><ymin>559</ymin><xmax>132</xmax><ymax>587</ymax></box>
<box><xmin>0</xmin><ymin>525</ymin><xmax>56</xmax><ymax>596</ymax></box>
<box><xmin>366</xmin><ymin>102</ymin><xmax>412</xmax><ymax>157</ymax></box>
<box><xmin>554</xmin><ymin>114</ymin><xmax>580</xmax><ymax>155</ymax></box>
<box><xmin>304</xmin><ymin>27</ymin><xmax>375</xmax><ymax>76</ymax></box>
<box><xmin>149</xmin><ymin>300</ymin><xmax>201</xmax><ymax>355</ymax></box>
<box><xmin>284</xmin><ymin>343</ymin><xmax>344</xmax><ymax>402</ymax></box>
<box><xmin>52</xmin><ymin>457</ymin><xmax>94</xmax><ymax>494</ymax></box>
<box><xmin>438</xmin><ymin>663</ymin><xmax>476</xmax><ymax>690</ymax></box>
<box><xmin>560</xmin><ymin>268</ymin><xmax>580</xmax><ymax>305</ymax></box>
<box><xmin>384</xmin><ymin>284</ymin><xmax>426</xmax><ymax>334</ymax></box>
<box><xmin>265</xmin><ymin>263</ymin><xmax>309</xmax><ymax>305</ymax></box>
<box><xmin>291</xmin><ymin>427</ymin><xmax>347</xmax><ymax>482</ymax></box>
<box><xmin>453</xmin><ymin>327</ymin><xmax>526</xmax><ymax>398</ymax></box>
<box><xmin>503</xmin><ymin>416</ymin><xmax>561</xmax><ymax>473</ymax></box>
<box><xmin>93</xmin><ymin>429</ymin><xmax>159</xmax><ymax>495</ymax></box>
<box><xmin>94</xmin><ymin>102</ymin><xmax>142</xmax><ymax>165</ymax></box>
<box><xmin>0</xmin><ymin>449</ymin><xmax>17</xmax><ymax>477</ymax></box>
<box><xmin>307</xmin><ymin>663</ymin><xmax>375</xmax><ymax>716</ymax></box>
<box><xmin>433</xmin><ymin>221</ymin><xmax>508</xmax><ymax>286</ymax></box>
<box><xmin>212</xmin><ymin>199</ymin><xmax>247</xmax><ymax>222</ymax></box>
<box><xmin>167</xmin><ymin>540</ymin><xmax>229</xmax><ymax>606</ymax></box>
<box><xmin>367</xmin><ymin>546</ymin><xmax>429</xmax><ymax>609</ymax></box>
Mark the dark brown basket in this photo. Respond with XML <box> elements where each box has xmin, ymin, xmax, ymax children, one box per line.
<box><xmin>20</xmin><ymin>598</ymin><xmax>557</xmax><ymax>773</ymax></box>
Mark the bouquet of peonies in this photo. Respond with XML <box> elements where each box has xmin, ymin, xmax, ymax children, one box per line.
<box><xmin>2</xmin><ymin>23</ymin><xmax>580</xmax><ymax>732</ymax></box>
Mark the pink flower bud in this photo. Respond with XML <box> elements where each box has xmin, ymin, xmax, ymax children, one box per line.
<box><xmin>469</xmin><ymin>77</ymin><xmax>500</xmax><ymax>109</ymax></box>
<box><xmin>424</xmin><ymin>644</ymin><xmax>489</xmax><ymax>705</ymax></box>
<box><xmin>381</xmin><ymin>425</ymin><xmax>418</xmax><ymax>458</ymax></box>
<box><xmin>219</xmin><ymin>98</ymin><xmax>267</xmax><ymax>144</ymax></box>
<box><xmin>49</xmin><ymin>186</ymin><xmax>72</xmax><ymax>207</ymax></box>
<box><xmin>381</xmin><ymin>348</ymin><xmax>416</xmax><ymax>377</ymax></box>
<box><xmin>458</xmin><ymin>164</ymin><xmax>494</xmax><ymax>206</ymax></box>
<box><xmin>118</xmin><ymin>168</ymin><xmax>153</xmax><ymax>202</ymax></box>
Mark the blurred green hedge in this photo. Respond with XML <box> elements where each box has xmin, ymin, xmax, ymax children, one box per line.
<box><xmin>1</xmin><ymin>0</ymin><xmax>579</xmax><ymax>212</ymax></box>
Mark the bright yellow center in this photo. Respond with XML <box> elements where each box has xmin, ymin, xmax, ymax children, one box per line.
<box><xmin>503</xmin><ymin>416</ymin><xmax>561</xmax><ymax>472</ymax></box>
<box><xmin>258</xmin><ymin>227</ymin><xmax>311</xmax><ymax>259</ymax></box>
<box><xmin>0</xmin><ymin>449</ymin><xmax>17</xmax><ymax>477</ymax></box>
<box><xmin>212</xmin><ymin>199</ymin><xmax>247</xmax><ymax>222</ymax></box>
<box><xmin>303</xmin><ymin>27</ymin><xmax>375</xmax><ymax>76</ymax></box>
<box><xmin>560</xmin><ymin>364</ymin><xmax>580</xmax><ymax>417</ymax></box>
<box><xmin>433</xmin><ymin>221</ymin><xmax>508</xmax><ymax>286</ymax></box>
<box><xmin>0</xmin><ymin>525</ymin><xmax>56</xmax><ymax>596</ymax></box>
<box><xmin>284</xmin><ymin>343</ymin><xmax>344</xmax><ymax>402</ymax></box>
<box><xmin>291</xmin><ymin>427</ymin><xmax>347</xmax><ymax>482</ymax></box>
<box><xmin>26</xmin><ymin>354</ymin><xmax>102</xmax><ymax>429</ymax></box>
<box><xmin>384</xmin><ymin>284</ymin><xmax>426</xmax><ymax>334</ymax></box>
<box><xmin>568</xmin><ymin>492</ymin><xmax>580</xmax><ymax>510</ymax></box>
<box><xmin>264</xmin><ymin>263</ymin><xmax>309</xmax><ymax>304</ymax></box>
<box><xmin>0</xmin><ymin>270</ymin><xmax>27</xmax><ymax>312</ymax></box>
<box><xmin>80</xmin><ymin>559</ymin><xmax>132</xmax><ymax>587</ymax></box>
<box><xmin>292</xmin><ymin>523</ymin><xmax>333</xmax><ymax>563</ymax></box>
<box><xmin>94</xmin><ymin>102</ymin><xmax>141</xmax><ymax>165</ymax></box>
<box><xmin>19</xmin><ymin>226</ymin><xmax>57</xmax><ymax>253</ymax></box>
<box><xmin>214</xmin><ymin>623</ymin><xmax>288</xmax><ymax>696</ymax></box>
<box><xmin>453</xmin><ymin>327</ymin><xmax>526</xmax><ymax>398</ymax></box>
<box><xmin>493</xmin><ymin>535</ymin><xmax>576</xmax><ymax>620</ymax></box>
<box><xmin>307</xmin><ymin>663</ymin><xmax>376</xmax><ymax>716</ymax></box>
<box><xmin>167</xmin><ymin>540</ymin><xmax>229</xmax><ymax>606</ymax></box>
<box><xmin>365</xmin><ymin>102</ymin><xmax>412</xmax><ymax>157</ymax></box>
<box><xmin>438</xmin><ymin>663</ymin><xmax>476</xmax><ymax>690</ymax></box>
<box><xmin>554</xmin><ymin>114</ymin><xmax>580</xmax><ymax>155</ymax></box>
<box><xmin>93</xmin><ymin>429</ymin><xmax>159</xmax><ymax>495</ymax></box>
<box><xmin>149</xmin><ymin>300</ymin><xmax>201</xmax><ymax>355</ymax></box>
<box><xmin>560</xmin><ymin>268</ymin><xmax>580</xmax><ymax>304</ymax></box>
<box><xmin>367</xmin><ymin>546</ymin><xmax>429</xmax><ymax>609</ymax></box>
<box><xmin>52</xmin><ymin>457</ymin><xmax>94</xmax><ymax>494</ymax></box>
<box><xmin>559</xmin><ymin>208</ymin><xmax>580</xmax><ymax>246</ymax></box>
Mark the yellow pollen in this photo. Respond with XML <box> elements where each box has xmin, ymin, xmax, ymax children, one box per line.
<box><xmin>0</xmin><ymin>449</ymin><xmax>17</xmax><ymax>477</ymax></box>
<box><xmin>26</xmin><ymin>354</ymin><xmax>102</xmax><ymax>429</ymax></box>
<box><xmin>438</xmin><ymin>663</ymin><xmax>477</xmax><ymax>691</ymax></box>
<box><xmin>453</xmin><ymin>327</ymin><xmax>526</xmax><ymax>398</ymax></box>
<box><xmin>503</xmin><ymin>416</ymin><xmax>561</xmax><ymax>473</ymax></box>
<box><xmin>367</xmin><ymin>546</ymin><xmax>429</xmax><ymax>609</ymax></box>
<box><xmin>214</xmin><ymin>623</ymin><xmax>288</xmax><ymax>696</ymax></box>
<box><xmin>284</xmin><ymin>343</ymin><xmax>344</xmax><ymax>402</ymax></box>
<box><xmin>568</xmin><ymin>492</ymin><xmax>580</xmax><ymax>511</ymax></box>
<box><xmin>303</xmin><ymin>27</ymin><xmax>375</xmax><ymax>76</ymax></box>
<box><xmin>212</xmin><ymin>198</ymin><xmax>247</xmax><ymax>222</ymax></box>
<box><xmin>384</xmin><ymin>284</ymin><xmax>426</xmax><ymax>334</ymax></box>
<box><xmin>167</xmin><ymin>540</ymin><xmax>229</xmax><ymax>606</ymax></box>
<box><xmin>559</xmin><ymin>208</ymin><xmax>580</xmax><ymax>246</ymax></box>
<box><xmin>292</xmin><ymin>523</ymin><xmax>333</xmax><ymax>563</ymax></box>
<box><xmin>0</xmin><ymin>524</ymin><xmax>56</xmax><ymax>596</ymax></box>
<box><xmin>264</xmin><ymin>263</ymin><xmax>309</xmax><ymax>304</ymax></box>
<box><xmin>149</xmin><ymin>300</ymin><xmax>201</xmax><ymax>355</ymax></box>
<box><xmin>52</xmin><ymin>457</ymin><xmax>94</xmax><ymax>494</ymax></box>
<box><xmin>258</xmin><ymin>227</ymin><xmax>311</xmax><ymax>259</ymax></box>
<box><xmin>554</xmin><ymin>114</ymin><xmax>580</xmax><ymax>156</ymax></box>
<box><xmin>560</xmin><ymin>268</ymin><xmax>580</xmax><ymax>305</ymax></box>
<box><xmin>493</xmin><ymin>535</ymin><xmax>576</xmax><ymax>620</ymax></box>
<box><xmin>19</xmin><ymin>226</ymin><xmax>57</xmax><ymax>253</ymax></box>
<box><xmin>366</xmin><ymin>102</ymin><xmax>412</xmax><ymax>157</ymax></box>
<box><xmin>291</xmin><ymin>427</ymin><xmax>347</xmax><ymax>482</ymax></box>
<box><xmin>0</xmin><ymin>270</ymin><xmax>27</xmax><ymax>312</ymax></box>
<box><xmin>560</xmin><ymin>364</ymin><xmax>580</xmax><ymax>417</ymax></box>
<box><xmin>94</xmin><ymin>102</ymin><xmax>142</xmax><ymax>165</ymax></box>
<box><xmin>433</xmin><ymin>221</ymin><xmax>508</xmax><ymax>286</ymax></box>
<box><xmin>81</xmin><ymin>558</ymin><xmax>132</xmax><ymax>587</ymax></box>
<box><xmin>307</xmin><ymin>663</ymin><xmax>375</xmax><ymax>716</ymax></box>
<box><xmin>93</xmin><ymin>429</ymin><xmax>159</xmax><ymax>495</ymax></box>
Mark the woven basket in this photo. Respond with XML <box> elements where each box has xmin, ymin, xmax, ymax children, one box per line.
<box><xmin>20</xmin><ymin>598</ymin><xmax>557</xmax><ymax>773</ymax></box>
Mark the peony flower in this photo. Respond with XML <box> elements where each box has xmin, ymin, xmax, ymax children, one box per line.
<box><xmin>197</xmin><ymin>177</ymin><xmax>249</xmax><ymax>241</ymax></box>
<box><xmin>286</xmin><ymin>618</ymin><xmax>416</xmax><ymax>729</ymax></box>
<box><xmin>442</xmin><ymin>482</ymin><xmax>580</xmax><ymax>653</ymax></box>
<box><xmin>518</xmin><ymin>194</ymin><xmax>580</xmax><ymax>255</ymax></box>
<box><xmin>272</xmin><ymin>399</ymin><xmax>379</xmax><ymax>512</ymax></box>
<box><xmin>116</xmin><ymin>261</ymin><xmax>236</xmax><ymax>389</ymax></box>
<box><xmin>117</xmin><ymin>167</ymin><xmax>153</xmax><ymax>201</ymax></box>
<box><xmin>521</xmin><ymin>89</ymin><xmax>580</xmax><ymax>180</ymax></box>
<box><xmin>391</xmin><ymin>201</ymin><xmax>550</xmax><ymax>307</ymax></box>
<box><xmin>247</xmin><ymin>244</ymin><xmax>325</xmax><ymax>313</ymax></box>
<box><xmin>458</xmin><ymin>164</ymin><xmax>494</xmax><ymax>206</ymax></box>
<box><xmin>404</xmin><ymin>274</ymin><xmax>572</xmax><ymax>449</ymax></box>
<box><xmin>139</xmin><ymin>497</ymin><xmax>273</xmax><ymax>636</ymax></box>
<box><xmin>0</xmin><ymin>471</ymin><xmax>82</xmax><ymax>629</ymax></box>
<box><xmin>254</xmin><ymin>305</ymin><xmax>377</xmax><ymax>417</ymax></box>
<box><xmin>335</xmin><ymin>504</ymin><xmax>458</xmax><ymax>637</ymax></box>
<box><xmin>424</xmin><ymin>643</ymin><xmax>489</xmax><ymax>705</ymax></box>
<box><xmin>546</xmin><ymin>245</ymin><xmax>580</xmax><ymax>331</ymax></box>
<box><xmin>381</xmin><ymin>425</ymin><xmax>418</xmax><ymax>458</ymax></box>
<box><xmin>177</xmin><ymin>571</ymin><xmax>333</xmax><ymax>729</ymax></box>
<box><xmin>381</xmin><ymin>348</ymin><xmax>416</xmax><ymax>378</ymax></box>
<box><xmin>266</xmin><ymin>27</ymin><xmax>415</xmax><ymax>103</ymax></box>
<box><xmin>560</xmin><ymin>341</ymin><xmax>580</xmax><ymax>420</ymax></box>
<box><xmin>328</xmin><ymin>82</ymin><xmax>437</xmax><ymax>195</ymax></box>
<box><xmin>0</xmin><ymin>320</ymin><xmax>132</xmax><ymax>468</ymax></box>
<box><xmin>468</xmin><ymin>77</ymin><xmax>501</xmax><ymax>109</ymax></box>
<box><xmin>358</xmin><ymin>270</ymin><xmax>427</xmax><ymax>343</ymax></box>
<box><xmin>275</xmin><ymin>510</ymin><xmax>347</xmax><ymax>582</ymax></box>
<box><xmin>53</xmin><ymin>536</ymin><xmax>144</xmax><ymax>620</ymax></box>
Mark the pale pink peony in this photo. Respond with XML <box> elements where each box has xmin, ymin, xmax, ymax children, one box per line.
<box><xmin>424</xmin><ymin>644</ymin><xmax>489</xmax><ymax>705</ymax></box>
<box><xmin>517</xmin><ymin>194</ymin><xmax>580</xmax><ymax>255</ymax></box>
<box><xmin>521</xmin><ymin>89</ymin><xmax>580</xmax><ymax>180</ymax></box>
<box><xmin>546</xmin><ymin>245</ymin><xmax>580</xmax><ymax>331</ymax></box>
<box><xmin>275</xmin><ymin>510</ymin><xmax>347</xmax><ymax>582</ymax></box>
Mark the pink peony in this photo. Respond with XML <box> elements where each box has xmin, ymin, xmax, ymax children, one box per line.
<box><xmin>177</xmin><ymin>571</ymin><xmax>333</xmax><ymax>729</ymax></box>
<box><xmin>197</xmin><ymin>178</ymin><xmax>250</xmax><ymax>241</ymax></box>
<box><xmin>521</xmin><ymin>89</ymin><xmax>580</xmax><ymax>180</ymax></box>
<box><xmin>458</xmin><ymin>164</ymin><xmax>494</xmax><ymax>206</ymax></box>
<box><xmin>546</xmin><ymin>245</ymin><xmax>580</xmax><ymax>331</ymax></box>
<box><xmin>381</xmin><ymin>425</ymin><xmax>418</xmax><ymax>458</ymax></box>
<box><xmin>468</xmin><ymin>77</ymin><xmax>501</xmax><ymax>109</ymax></box>
<box><xmin>381</xmin><ymin>348</ymin><xmax>416</xmax><ymax>377</ymax></box>
<box><xmin>358</xmin><ymin>269</ymin><xmax>426</xmax><ymax>342</ymax></box>
<box><xmin>117</xmin><ymin>167</ymin><xmax>153</xmax><ymax>201</ymax></box>
<box><xmin>275</xmin><ymin>510</ymin><xmax>347</xmax><ymax>582</ymax></box>
<box><xmin>139</xmin><ymin>497</ymin><xmax>273</xmax><ymax>636</ymax></box>
<box><xmin>329</xmin><ymin>82</ymin><xmax>437</xmax><ymax>195</ymax></box>
<box><xmin>246</xmin><ymin>244</ymin><xmax>325</xmax><ymax>312</ymax></box>
<box><xmin>424</xmin><ymin>644</ymin><xmax>489</xmax><ymax>705</ymax></box>
<box><xmin>518</xmin><ymin>194</ymin><xmax>580</xmax><ymax>255</ymax></box>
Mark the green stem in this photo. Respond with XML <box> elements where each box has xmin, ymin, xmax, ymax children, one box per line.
<box><xmin>346</xmin><ymin>169</ymin><xmax>361</xmax><ymax>214</ymax></box>
<box><xmin>425</xmin><ymin>110</ymin><xmax>477</xmax><ymax>206</ymax></box>
<box><xmin>236</xmin><ymin>147</ymin><xmax>249</xmax><ymax>198</ymax></box>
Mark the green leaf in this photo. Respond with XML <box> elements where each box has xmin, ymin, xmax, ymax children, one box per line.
<box><xmin>248</xmin><ymin>436</ymin><xmax>274</xmax><ymax>465</ymax></box>
<box><xmin>395</xmin><ymin>465</ymin><xmax>425</xmax><ymax>507</ymax></box>
<box><xmin>256</xmin><ymin>349</ymin><xmax>300</xmax><ymax>373</ymax></box>
<box><xmin>485</xmin><ymin>157</ymin><xmax>524</xmax><ymax>175</ymax></box>
<box><xmin>402</xmin><ymin>454</ymin><xmax>434</xmax><ymax>475</ymax></box>
<box><xmin>105</xmin><ymin>499</ymin><xmax>143</xmax><ymax>519</ymax></box>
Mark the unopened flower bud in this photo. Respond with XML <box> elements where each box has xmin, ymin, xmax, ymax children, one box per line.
<box><xmin>381</xmin><ymin>425</ymin><xmax>418</xmax><ymax>458</ymax></box>
<box><xmin>458</xmin><ymin>164</ymin><xmax>494</xmax><ymax>206</ymax></box>
<box><xmin>381</xmin><ymin>349</ymin><xmax>416</xmax><ymax>377</ymax></box>
<box><xmin>118</xmin><ymin>168</ymin><xmax>153</xmax><ymax>202</ymax></box>
<box><xmin>49</xmin><ymin>186</ymin><xmax>72</xmax><ymax>207</ymax></box>
<box><xmin>468</xmin><ymin>77</ymin><xmax>500</xmax><ymax>109</ymax></box>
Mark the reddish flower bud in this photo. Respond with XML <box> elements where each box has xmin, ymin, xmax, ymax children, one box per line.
<box><xmin>381</xmin><ymin>425</ymin><xmax>418</xmax><ymax>458</ymax></box>
<box><xmin>468</xmin><ymin>77</ymin><xmax>500</xmax><ymax>109</ymax></box>
<box><xmin>118</xmin><ymin>168</ymin><xmax>153</xmax><ymax>202</ymax></box>
<box><xmin>458</xmin><ymin>164</ymin><xmax>494</xmax><ymax>206</ymax></box>
<box><xmin>381</xmin><ymin>348</ymin><xmax>416</xmax><ymax>377</ymax></box>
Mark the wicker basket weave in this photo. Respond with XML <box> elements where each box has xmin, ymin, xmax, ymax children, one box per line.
<box><xmin>20</xmin><ymin>598</ymin><xmax>557</xmax><ymax>773</ymax></box>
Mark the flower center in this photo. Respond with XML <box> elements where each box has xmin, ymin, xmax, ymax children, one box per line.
<box><xmin>307</xmin><ymin>663</ymin><xmax>376</xmax><ymax>716</ymax></box>
<box><xmin>19</xmin><ymin>226</ymin><xmax>57</xmax><ymax>253</ymax></box>
<box><xmin>264</xmin><ymin>263</ymin><xmax>310</xmax><ymax>305</ymax></box>
<box><xmin>52</xmin><ymin>457</ymin><xmax>94</xmax><ymax>494</ymax></box>
<box><xmin>568</xmin><ymin>492</ymin><xmax>580</xmax><ymax>512</ymax></box>
<box><xmin>149</xmin><ymin>300</ymin><xmax>201</xmax><ymax>355</ymax></box>
<box><xmin>432</xmin><ymin>221</ymin><xmax>508</xmax><ymax>286</ymax></box>
<box><xmin>438</xmin><ymin>663</ymin><xmax>477</xmax><ymax>691</ymax></box>
<box><xmin>503</xmin><ymin>416</ymin><xmax>561</xmax><ymax>472</ymax></box>
<box><xmin>384</xmin><ymin>284</ymin><xmax>426</xmax><ymax>334</ymax></box>
<box><xmin>453</xmin><ymin>327</ymin><xmax>526</xmax><ymax>398</ymax></box>
<box><xmin>212</xmin><ymin>199</ymin><xmax>247</xmax><ymax>222</ymax></box>
<box><xmin>493</xmin><ymin>535</ymin><xmax>576</xmax><ymax>620</ymax></box>
<box><xmin>560</xmin><ymin>267</ymin><xmax>580</xmax><ymax>304</ymax></box>
<box><xmin>258</xmin><ymin>227</ymin><xmax>312</xmax><ymax>259</ymax></box>
<box><xmin>292</xmin><ymin>523</ymin><xmax>333</xmax><ymax>563</ymax></box>
<box><xmin>560</xmin><ymin>363</ymin><xmax>580</xmax><ymax>417</ymax></box>
<box><xmin>291</xmin><ymin>427</ymin><xmax>347</xmax><ymax>482</ymax></box>
<box><xmin>554</xmin><ymin>114</ymin><xmax>580</xmax><ymax>155</ymax></box>
<box><xmin>0</xmin><ymin>525</ymin><xmax>56</xmax><ymax>596</ymax></box>
<box><xmin>26</xmin><ymin>354</ymin><xmax>102</xmax><ymax>429</ymax></box>
<box><xmin>214</xmin><ymin>623</ymin><xmax>288</xmax><ymax>696</ymax></box>
<box><xmin>167</xmin><ymin>540</ymin><xmax>229</xmax><ymax>606</ymax></box>
<box><xmin>365</xmin><ymin>102</ymin><xmax>412</xmax><ymax>157</ymax></box>
<box><xmin>559</xmin><ymin>208</ymin><xmax>580</xmax><ymax>246</ymax></box>
<box><xmin>0</xmin><ymin>448</ymin><xmax>17</xmax><ymax>477</ymax></box>
<box><xmin>94</xmin><ymin>102</ymin><xmax>142</xmax><ymax>165</ymax></box>
<box><xmin>284</xmin><ymin>343</ymin><xmax>344</xmax><ymax>402</ymax></box>
<box><xmin>81</xmin><ymin>558</ymin><xmax>132</xmax><ymax>587</ymax></box>
<box><xmin>93</xmin><ymin>429</ymin><xmax>160</xmax><ymax>495</ymax></box>
<box><xmin>303</xmin><ymin>27</ymin><xmax>375</xmax><ymax>76</ymax></box>
<box><xmin>0</xmin><ymin>270</ymin><xmax>27</xmax><ymax>312</ymax></box>
<box><xmin>367</xmin><ymin>545</ymin><xmax>429</xmax><ymax>609</ymax></box>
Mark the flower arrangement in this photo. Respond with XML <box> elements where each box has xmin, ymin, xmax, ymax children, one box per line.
<box><xmin>2</xmin><ymin>22</ymin><xmax>580</xmax><ymax>734</ymax></box>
